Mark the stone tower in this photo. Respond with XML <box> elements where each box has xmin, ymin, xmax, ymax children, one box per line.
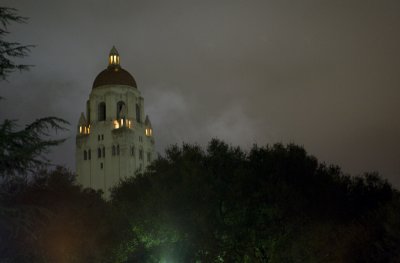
<box><xmin>75</xmin><ymin>47</ymin><xmax>155</xmax><ymax>196</ymax></box>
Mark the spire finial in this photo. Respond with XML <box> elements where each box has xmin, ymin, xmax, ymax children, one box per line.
<box><xmin>109</xmin><ymin>46</ymin><xmax>120</xmax><ymax>66</ymax></box>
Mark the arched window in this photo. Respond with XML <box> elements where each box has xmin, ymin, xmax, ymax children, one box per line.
<box><xmin>98</xmin><ymin>102</ymin><xmax>106</xmax><ymax>121</ymax></box>
<box><xmin>131</xmin><ymin>145</ymin><xmax>135</xmax><ymax>157</ymax></box>
<box><xmin>112</xmin><ymin>145</ymin><xmax>116</xmax><ymax>156</ymax></box>
<box><xmin>136</xmin><ymin>104</ymin><xmax>141</xmax><ymax>123</ymax></box>
<box><xmin>84</xmin><ymin>150</ymin><xmax>87</xmax><ymax>160</ymax></box>
<box><xmin>117</xmin><ymin>101</ymin><xmax>126</xmax><ymax>119</ymax></box>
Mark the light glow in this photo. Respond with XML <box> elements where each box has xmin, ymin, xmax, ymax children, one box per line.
<box><xmin>114</xmin><ymin>120</ymin><xmax>120</xmax><ymax>129</ymax></box>
<box><xmin>145</xmin><ymin>128</ymin><xmax>152</xmax><ymax>136</ymax></box>
<box><xmin>113</xmin><ymin>119</ymin><xmax>133</xmax><ymax>129</ymax></box>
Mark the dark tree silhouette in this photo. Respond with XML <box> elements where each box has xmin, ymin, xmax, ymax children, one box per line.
<box><xmin>0</xmin><ymin>117</ymin><xmax>69</xmax><ymax>178</ymax></box>
<box><xmin>0</xmin><ymin>7</ymin><xmax>34</xmax><ymax>80</ymax></box>
<box><xmin>111</xmin><ymin>139</ymin><xmax>400</xmax><ymax>263</ymax></box>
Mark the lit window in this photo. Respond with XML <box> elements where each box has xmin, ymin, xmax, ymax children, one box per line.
<box><xmin>145</xmin><ymin>128</ymin><xmax>153</xmax><ymax>137</ymax></box>
<box><xmin>79</xmin><ymin>126</ymin><xmax>82</xmax><ymax>134</ymax></box>
<box><xmin>113</xmin><ymin>120</ymin><xmax>120</xmax><ymax>129</ymax></box>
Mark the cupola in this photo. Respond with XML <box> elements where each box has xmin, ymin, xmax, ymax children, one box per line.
<box><xmin>92</xmin><ymin>46</ymin><xmax>137</xmax><ymax>89</ymax></box>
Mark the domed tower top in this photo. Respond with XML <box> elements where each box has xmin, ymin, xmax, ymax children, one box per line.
<box><xmin>92</xmin><ymin>46</ymin><xmax>137</xmax><ymax>89</ymax></box>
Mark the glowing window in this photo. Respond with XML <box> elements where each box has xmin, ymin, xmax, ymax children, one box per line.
<box><xmin>114</xmin><ymin>120</ymin><xmax>120</xmax><ymax>129</ymax></box>
<box><xmin>145</xmin><ymin>128</ymin><xmax>153</xmax><ymax>137</ymax></box>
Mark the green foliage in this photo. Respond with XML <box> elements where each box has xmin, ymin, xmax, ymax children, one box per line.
<box><xmin>111</xmin><ymin>139</ymin><xmax>400</xmax><ymax>262</ymax></box>
<box><xmin>0</xmin><ymin>7</ymin><xmax>34</xmax><ymax>80</ymax></box>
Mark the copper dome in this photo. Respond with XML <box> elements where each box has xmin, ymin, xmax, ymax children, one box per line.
<box><xmin>92</xmin><ymin>47</ymin><xmax>137</xmax><ymax>89</ymax></box>
<box><xmin>92</xmin><ymin>66</ymin><xmax>137</xmax><ymax>89</ymax></box>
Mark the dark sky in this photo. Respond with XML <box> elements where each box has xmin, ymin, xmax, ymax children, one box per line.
<box><xmin>1</xmin><ymin>0</ymin><xmax>400</xmax><ymax>187</ymax></box>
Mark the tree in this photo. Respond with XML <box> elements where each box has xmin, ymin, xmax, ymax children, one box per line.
<box><xmin>0</xmin><ymin>167</ymin><xmax>123</xmax><ymax>263</ymax></box>
<box><xmin>111</xmin><ymin>139</ymin><xmax>400</xmax><ymax>262</ymax></box>
<box><xmin>0</xmin><ymin>117</ymin><xmax>69</xmax><ymax>178</ymax></box>
<box><xmin>0</xmin><ymin>7</ymin><xmax>68</xmax><ymax>179</ymax></box>
<box><xmin>0</xmin><ymin>6</ymin><xmax>34</xmax><ymax>80</ymax></box>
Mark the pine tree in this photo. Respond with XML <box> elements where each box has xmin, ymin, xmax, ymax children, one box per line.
<box><xmin>0</xmin><ymin>6</ymin><xmax>34</xmax><ymax>80</ymax></box>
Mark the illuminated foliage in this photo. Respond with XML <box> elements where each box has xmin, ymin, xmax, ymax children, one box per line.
<box><xmin>111</xmin><ymin>139</ymin><xmax>400</xmax><ymax>262</ymax></box>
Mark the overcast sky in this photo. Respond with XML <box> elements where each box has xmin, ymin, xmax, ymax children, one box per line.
<box><xmin>1</xmin><ymin>0</ymin><xmax>400</xmax><ymax>187</ymax></box>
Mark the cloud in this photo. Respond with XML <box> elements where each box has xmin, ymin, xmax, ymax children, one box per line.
<box><xmin>2</xmin><ymin>0</ymin><xmax>400</xmax><ymax>188</ymax></box>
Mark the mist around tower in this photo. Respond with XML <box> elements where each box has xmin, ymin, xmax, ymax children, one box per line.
<box><xmin>1</xmin><ymin>5</ymin><xmax>400</xmax><ymax>263</ymax></box>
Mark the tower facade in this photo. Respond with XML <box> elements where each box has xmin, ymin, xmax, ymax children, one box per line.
<box><xmin>75</xmin><ymin>47</ymin><xmax>155</xmax><ymax>196</ymax></box>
